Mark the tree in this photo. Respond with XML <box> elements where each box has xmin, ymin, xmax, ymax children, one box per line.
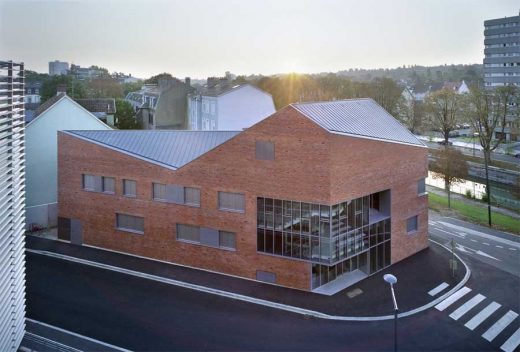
<box><xmin>85</xmin><ymin>77</ymin><xmax>124</xmax><ymax>98</ymax></box>
<box><xmin>40</xmin><ymin>75</ymin><xmax>86</xmax><ymax>102</ymax></box>
<box><xmin>425</xmin><ymin>88</ymin><xmax>461</xmax><ymax>144</ymax></box>
<box><xmin>462</xmin><ymin>85</ymin><xmax>518</xmax><ymax>225</ymax></box>
<box><xmin>369</xmin><ymin>77</ymin><xmax>404</xmax><ymax>117</ymax></box>
<box><xmin>400</xmin><ymin>99</ymin><xmax>425</xmax><ymax>134</ymax></box>
<box><xmin>430</xmin><ymin>147</ymin><xmax>469</xmax><ymax>208</ymax></box>
<box><xmin>145</xmin><ymin>73</ymin><xmax>173</xmax><ymax>84</ymax></box>
<box><xmin>114</xmin><ymin>100</ymin><xmax>140</xmax><ymax>129</ymax></box>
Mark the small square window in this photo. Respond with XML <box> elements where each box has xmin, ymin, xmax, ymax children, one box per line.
<box><xmin>102</xmin><ymin>177</ymin><xmax>115</xmax><ymax>194</ymax></box>
<box><xmin>406</xmin><ymin>216</ymin><xmax>418</xmax><ymax>234</ymax></box>
<box><xmin>255</xmin><ymin>141</ymin><xmax>274</xmax><ymax>160</ymax></box>
<box><xmin>418</xmin><ymin>178</ymin><xmax>426</xmax><ymax>195</ymax></box>
<box><xmin>153</xmin><ymin>183</ymin><xmax>166</xmax><ymax>201</ymax></box>
<box><xmin>123</xmin><ymin>179</ymin><xmax>137</xmax><ymax>197</ymax></box>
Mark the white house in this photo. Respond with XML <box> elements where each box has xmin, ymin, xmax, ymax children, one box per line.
<box><xmin>25</xmin><ymin>93</ymin><xmax>112</xmax><ymax>229</ymax></box>
<box><xmin>188</xmin><ymin>82</ymin><xmax>275</xmax><ymax>131</ymax></box>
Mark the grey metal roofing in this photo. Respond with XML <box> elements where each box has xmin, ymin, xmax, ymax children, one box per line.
<box><xmin>65</xmin><ymin>130</ymin><xmax>241</xmax><ymax>169</ymax></box>
<box><xmin>291</xmin><ymin>98</ymin><xmax>424</xmax><ymax>147</ymax></box>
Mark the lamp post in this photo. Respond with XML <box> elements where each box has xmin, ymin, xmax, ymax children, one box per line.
<box><xmin>384</xmin><ymin>274</ymin><xmax>398</xmax><ymax>352</ymax></box>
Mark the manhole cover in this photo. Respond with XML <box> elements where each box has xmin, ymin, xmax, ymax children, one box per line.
<box><xmin>346</xmin><ymin>288</ymin><xmax>363</xmax><ymax>298</ymax></box>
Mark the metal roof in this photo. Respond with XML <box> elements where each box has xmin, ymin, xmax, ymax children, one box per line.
<box><xmin>65</xmin><ymin>130</ymin><xmax>241</xmax><ymax>169</ymax></box>
<box><xmin>292</xmin><ymin>98</ymin><xmax>424</xmax><ymax>147</ymax></box>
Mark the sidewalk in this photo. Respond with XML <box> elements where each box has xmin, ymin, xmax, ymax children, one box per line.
<box><xmin>26</xmin><ymin>235</ymin><xmax>467</xmax><ymax>318</ymax></box>
<box><xmin>426</xmin><ymin>185</ymin><xmax>520</xmax><ymax>220</ymax></box>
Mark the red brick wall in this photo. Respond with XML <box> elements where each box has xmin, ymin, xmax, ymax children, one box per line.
<box><xmin>328</xmin><ymin>134</ymin><xmax>429</xmax><ymax>263</ymax></box>
<box><xmin>58</xmin><ymin>105</ymin><xmax>428</xmax><ymax>291</ymax></box>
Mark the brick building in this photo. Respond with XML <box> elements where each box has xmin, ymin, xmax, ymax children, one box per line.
<box><xmin>58</xmin><ymin>99</ymin><xmax>428</xmax><ymax>292</ymax></box>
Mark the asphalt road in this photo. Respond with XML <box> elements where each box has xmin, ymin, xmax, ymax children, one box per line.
<box><xmin>428</xmin><ymin>214</ymin><xmax>520</xmax><ymax>277</ymax></box>
<box><xmin>424</xmin><ymin>141</ymin><xmax>520</xmax><ymax>165</ymax></box>
<box><xmin>25</xmin><ymin>215</ymin><xmax>520</xmax><ymax>352</ymax></box>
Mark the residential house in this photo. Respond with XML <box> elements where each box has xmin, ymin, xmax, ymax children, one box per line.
<box><xmin>125</xmin><ymin>77</ymin><xmax>194</xmax><ymax>129</ymax></box>
<box><xmin>25</xmin><ymin>90</ymin><xmax>112</xmax><ymax>229</ymax></box>
<box><xmin>57</xmin><ymin>98</ymin><xmax>428</xmax><ymax>293</ymax></box>
<box><xmin>75</xmin><ymin>98</ymin><xmax>117</xmax><ymax>126</ymax></box>
<box><xmin>187</xmin><ymin>78</ymin><xmax>275</xmax><ymax>131</ymax></box>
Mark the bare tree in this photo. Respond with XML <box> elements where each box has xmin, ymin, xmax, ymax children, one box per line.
<box><xmin>400</xmin><ymin>99</ymin><xmax>425</xmax><ymax>134</ymax></box>
<box><xmin>430</xmin><ymin>147</ymin><xmax>469</xmax><ymax>208</ymax></box>
<box><xmin>425</xmin><ymin>88</ymin><xmax>461</xmax><ymax>144</ymax></box>
<box><xmin>463</xmin><ymin>85</ymin><xmax>518</xmax><ymax>225</ymax></box>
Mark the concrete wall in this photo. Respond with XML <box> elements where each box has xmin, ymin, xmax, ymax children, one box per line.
<box><xmin>25</xmin><ymin>96</ymin><xmax>111</xmax><ymax>213</ymax></box>
<box><xmin>57</xmin><ymin>106</ymin><xmax>428</xmax><ymax>290</ymax></box>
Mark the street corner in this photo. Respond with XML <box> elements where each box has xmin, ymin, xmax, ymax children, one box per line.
<box><xmin>304</xmin><ymin>239</ymin><xmax>471</xmax><ymax>319</ymax></box>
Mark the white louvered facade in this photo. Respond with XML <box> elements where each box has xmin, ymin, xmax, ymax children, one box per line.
<box><xmin>0</xmin><ymin>61</ymin><xmax>26</xmax><ymax>351</ymax></box>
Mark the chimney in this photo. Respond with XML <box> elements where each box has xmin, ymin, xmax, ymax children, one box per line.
<box><xmin>185</xmin><ymin>77</ymin><xmax>191</xmax><ymax>87</ymax></box>
<box><xmin>57</xmin><ymin>84</ymin><xmax>67</xmax><ymax>95</ymax></box>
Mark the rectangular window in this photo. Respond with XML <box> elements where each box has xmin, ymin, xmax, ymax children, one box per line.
<box><xmin>218</xmin><ymin>191</ymin><xmax>245</xmax><ymax>212</ymax></box>
<box><xmin>153</xmin><ymin>182</ymin><xmax>200</xmax><ymax>207</ymax></box>
<box><xmin>219</xmin><ymin>231</ymin><xmax>236</xmax><ymax>250</ymax></box>
<box><xmin>255</xmin><ymin>141</ymin><xmax>274</xmax><ymax>160</ymax></box>
<box><xmin>153</xmin><ymin>183</ymin><xmax>166</xmax><ymax>201</ymax></box>
<box><xmin>184</xmin><ymin>187</ymin><xmax>200</xmax><ymax>206</ymax></box>
<box><xmin>116</xmin><ymin>213</ymin><xmax>144</xmax><ymax>234</ymax></box>
<box><xmin>82</xmin><ymin>174</ymin><xmax>96</xmax><ymax>191</ymax></box>
<box><xmin>406</xmin><ymin>216</ymin><xmax>418</xmax><ymax>234</ymax></box>
<box><xmin>123</xmin><ymin>179</ymin><xmax>137</xmax><ymax>197</ymax></box>
<box><xmin>102</xmin><ymin>177</ymin><xmax>115</xmax><ymax>194</ymax></box>
<box><xmin>176</xmin><ymin>224</ymin><xmax>236</xmax><ymax>250</ymax></box>
<box><xmin>177</xmin><ymin>224</ymin><xmax>200</xmax><ymax>242</ymax></box>
<box><xmin>256</xmin><ymin>270</ymin><xmax>276</xmax><ymax>284</ymax></box>
<box><xmin>418</xmin><ymin>178</ymin><xmax>426</xmax><ymax>195</ymax></box>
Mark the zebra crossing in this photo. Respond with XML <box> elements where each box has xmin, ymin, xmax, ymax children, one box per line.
<box><xmin>431</xmin><ymin>284</ymin><xmax>520</xmax><ymax>352</ymax></box>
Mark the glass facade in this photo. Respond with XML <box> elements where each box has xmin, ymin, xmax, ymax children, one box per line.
<box><xmin>257</xmin><ymin>191</ymin><xmax>392</xmax><ymax>289</ymax></box>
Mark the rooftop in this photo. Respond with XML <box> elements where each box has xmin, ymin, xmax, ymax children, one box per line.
<box><xmin>64</xmin><ymin>130</ymin><xmax>241</xmax><ymax>170</ymax></box>
<box><xmin>292</xmin><ymin>99</ymin><xmax>424</xmax><ymax>147</ymax></box>
<box><xmin>34</xmin><ymin>93</ymin><xmax>65</xmax><ymax>117</ymax></box>
<box><xmin>74</xmin><ymin>98</ymin><xmax>116</xmax><ymax>114</ymax></box>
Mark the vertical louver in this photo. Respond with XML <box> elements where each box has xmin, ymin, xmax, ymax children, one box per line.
<box><xmin>0</xmin><ymin>60</ymin><xmax>26</xmax><ymax>351</ymax></box>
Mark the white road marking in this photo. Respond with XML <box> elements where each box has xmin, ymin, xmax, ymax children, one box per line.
<box><xmin>24</xmin><ymin>332</ymin><xmax>82</xmax><ymax>352</ymax></box>
<box><xmin>465</xmin><ymin>302</ymin><xmax>501</xmax><ymax>330</ymax></box>
<box><xmin>483</xmin><ymin>242</ymin><xmax>490</xmax><ymax>246</ymax></box>
<box><xmin>501</xmin><ymin>327</ymin><xmax>520</xmax><ymax>352</ymax></box>
<box><xmin>509</xmin><ymin>248</ymin><xmax>517</xmax><ymax>251</ymax></box>
<box><xmin>457</xmin><ymin>232</ymin><xmax>468</xmax><ymax>236</ymax></box>
<box><xmin>437</xmin><ymin>221</ymin><xmax>520</xmax><ymax>249</ymax></box>
<box><xmin>475</xmin><ymin>250</ymin><xmax>501</xmax><ymax>261</ymax></box>
<box><xmin>428</xmin><ymin>282</ymin><xmax>450</xmax><ymax>296</ymax></box>
<box><xmin>496</xmin><ymin>245</ymin><xmax>503</xmax><ymax>249</ymax></box>
<box><xmin>456</xmin><ymin>244</ymin><xmax>501</xmax><ymax>261</ymax></box>
<box><xmin>26</xmin><ymin>319</ymin><xmax>132</xmax><ymax>351</ymax></box>
<box><xmin>482</xmin><ymin>310</ymin><xmax>519</xmax><ymax>342</ymax></box>
<box><xmin>435</xmin><ymin>287</ymin><xmax>472</xmax><ymax>311</ymax></box>
<box><xmin>471</xmin><ymin>239</ymin><xmax>478</xmax><ymax>242</ymax></box>
<box><xmin>435</xmin><ymin>228</ymin><xmax>466</xmax><ymax>238</ymax></box>
<box><xmin>449</xmin><ymin>294</ymin><xmax>486</xmax><ymax>321</ymax></box>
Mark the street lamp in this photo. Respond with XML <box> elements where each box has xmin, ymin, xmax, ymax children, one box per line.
<box><xmin>384</xmin><ymin>274</ymin><xmax>399</xmax><ymax>352</ymax></box>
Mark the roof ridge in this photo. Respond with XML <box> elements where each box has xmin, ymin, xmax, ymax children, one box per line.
<box><xmin>290</xmin><ymin>98</ymin><xmax>373</xmax><ymax>107</ymax></box>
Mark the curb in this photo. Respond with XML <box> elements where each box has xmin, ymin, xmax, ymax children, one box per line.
<box><xmin>26</xmin><ymin>238</ymin><xmax>470</xmax><ymax>322</ymax></box>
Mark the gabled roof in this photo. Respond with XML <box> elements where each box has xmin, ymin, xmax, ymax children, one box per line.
<box><xmin>35</xmin><ymin>93</ymin><xmax>66</xmax><ymax>117</ymax></box>
<box><xmin>291</xmin><ymin>99</ymin><xmax>424</xmax><ymax>147</ymax></box>
<box><xmin>27</xmin><ymin>94</ymin><xmax>112</xmax><ymax>130</ymax></box>
<box><xmin>64</xmin><ymin>130</ymin><xmax>241</xmax><ymax>170</ymax></box>
<box><xmin>74</xmin><ymin>99</ymin><xmax>116</xmax><ymax>114</ymax></box>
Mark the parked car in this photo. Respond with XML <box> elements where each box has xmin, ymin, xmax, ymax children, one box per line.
<box><xmin>437</xmin><ymin>140</ymin><xmax>453</xmax><ymax>146</ymax></box>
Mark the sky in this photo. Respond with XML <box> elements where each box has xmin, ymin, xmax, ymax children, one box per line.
<box><xmin>0</xmin><ymin>0</ymin><xmax>518</xmax><ymax>79</ymax></box>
